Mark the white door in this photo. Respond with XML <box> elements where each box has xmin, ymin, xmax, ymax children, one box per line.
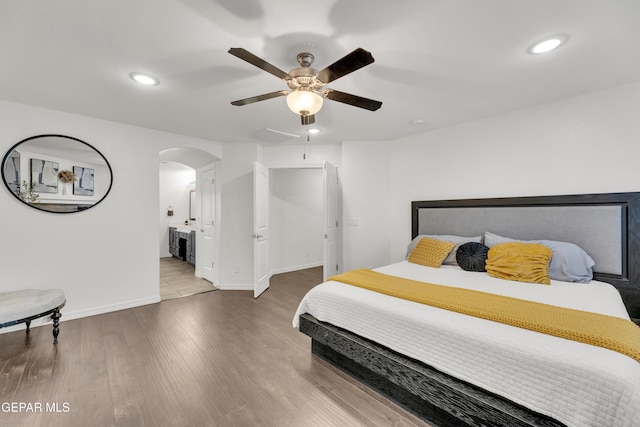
<box><xmin>200</xmin><ymin>165</ymin><xmax>215</xmax><ymax>283</ymax></box>
<box><xmin>253</xmin><ymin>161</ymin><xmax>269</xmax><ymax>298</ymax></box>
<box><xmin>323</xmin><ymin>161</ymin><xmax>338</xmax><ymax>281</ymax></box>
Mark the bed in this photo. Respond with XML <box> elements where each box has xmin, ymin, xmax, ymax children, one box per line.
<box><xmin>294</xmin><ymin>192</ymin><xmax>640</xmax><ymax>427</ymax></box>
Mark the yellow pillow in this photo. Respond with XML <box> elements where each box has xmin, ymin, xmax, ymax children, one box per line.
<box><xmin>408</xmin><ymin>237</ymin><xmax>456</xmax><ymax>268</ymax></box>
<box><xmin>485</xmin><ymin>242</ymin><xmax>553</xmax><ymax>285</ymax></box>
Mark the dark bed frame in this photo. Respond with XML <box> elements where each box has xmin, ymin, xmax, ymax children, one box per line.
<box><xmin>298</xmin><ymin>192</ymin><xmax>640</xmax><ymax>427</ymax></box>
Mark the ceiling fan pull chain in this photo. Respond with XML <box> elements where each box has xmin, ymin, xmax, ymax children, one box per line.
<box><xmin>303</xmin><ymin>135</ymin><xmax>309</xmax><ymax>160</ymax></box>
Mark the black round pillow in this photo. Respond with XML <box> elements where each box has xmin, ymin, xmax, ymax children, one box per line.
<box><xmin>456</xmin><ymin>242</ymin><xmax>489</xmax><ymax>272</ymax></box>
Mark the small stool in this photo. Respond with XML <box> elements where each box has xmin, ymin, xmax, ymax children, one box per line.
<box><xmin>0</xmin><ymin>289</ymin><xmax>66</xmax><ymax>344</ymax></box>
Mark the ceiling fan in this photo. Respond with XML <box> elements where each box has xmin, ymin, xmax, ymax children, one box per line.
<box><xmin>228</xmin><ymin>47</ymin><xmax>382</xmax><ymax>125</ymax></box>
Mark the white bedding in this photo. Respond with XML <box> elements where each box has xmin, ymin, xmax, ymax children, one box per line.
<box><xmin>293</xmin><ymin>261</ymin><xmax>640</xmax><ymax>427</ymax></box>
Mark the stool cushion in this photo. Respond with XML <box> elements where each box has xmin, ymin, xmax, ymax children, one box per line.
<box><xmin>0</xmin><ymin>289</ymin><xmax>66</xmax><ymax>324</ymax></box>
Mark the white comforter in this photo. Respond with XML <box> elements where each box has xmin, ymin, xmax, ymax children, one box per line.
<box><xmin>293</xmin><ymin>261</ymin><xmax>640</xmax><ymax>427</ymax></box>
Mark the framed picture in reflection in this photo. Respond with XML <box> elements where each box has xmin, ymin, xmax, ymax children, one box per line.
<box><xmin>31</xmin><ymin>158</ymin><xmax>58</xmax><ymax>193</ymax></box>
<box><xmin>73</xmin><ymin>166</ymin><xmax>94</xmax><ymax>196</ymax></box>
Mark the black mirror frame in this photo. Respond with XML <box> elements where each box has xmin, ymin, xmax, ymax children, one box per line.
<box><xmin>1</xmin><ymin>134</ymin><xmax>113</xmax><ymax>214</ymax></box>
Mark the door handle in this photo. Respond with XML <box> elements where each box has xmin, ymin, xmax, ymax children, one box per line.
<box><xmin>252</xmin><ymin>234</ymin><xmax>263</xmax><ymax>239</ymax></box>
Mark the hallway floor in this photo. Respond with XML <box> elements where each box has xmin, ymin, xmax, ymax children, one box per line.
<box><xmin>159</xmin><ymin>257</ymin><xmax>217</xmax><ymax>300</ymax></box>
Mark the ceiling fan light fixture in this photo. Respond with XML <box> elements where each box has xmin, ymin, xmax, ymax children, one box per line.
<box><xmin>228</xmin><ymin>47</ymin><xmax>382</xmax><ymax>123</ymax></box>
<box><xmin>286</xmin><ymin>89</ymin><xmax>324</xmax><ymax>116</ymax></box>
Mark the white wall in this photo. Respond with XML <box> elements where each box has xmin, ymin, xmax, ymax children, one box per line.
<box><xmin>260</xmin><ymin>143</ymin><xmax>342</xmax><ymax>169</ymax></box>
<box><xmin>0</xmin><ymin>99</ymin><xmax>221</xmax><ymax>329</ymax></box>
<box><xmin>269</xmin><ymin>168</ymin><xmax>323</xmax><ymax>275</ymax></box>
<box><xmin>219</xmin><ymin>142</ymin><xmax>258</xmax><ymax>289</ymax></box>
<box><xmin>342</xmin><ymin>141</ymin><xmax>392</xmax><ymax>270</ymax></box>
<box><xmin>159</xmin><ymin>162</ymin><xmax>195</xmax><ymax>258</ymax></box>
<box><xmin>342</xmin><ymin>80</ymin><xmax>640</xmax><ymax>271</ymax></box>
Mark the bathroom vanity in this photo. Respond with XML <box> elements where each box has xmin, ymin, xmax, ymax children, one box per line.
<box><xmin>169</xmin><ymin>227</ymin><xmax>195</xmax><ymax>265</ymax></box>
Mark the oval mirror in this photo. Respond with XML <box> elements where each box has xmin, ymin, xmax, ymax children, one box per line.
<box><xmin>1</xmin><ymin>134</ymin><xmax>113</xmax><ymax>213</ymax></box>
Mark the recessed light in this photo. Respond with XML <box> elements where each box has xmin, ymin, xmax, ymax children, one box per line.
<box><xmin>528</xmin><ymin>35</ymin><xmax>568</xmax><ymax>54</ymax></box>
<box><xmin>307</xmin><ymin>128</ymin><xmax>320</xmax><ymax>134</ymax></box>
<box><xmin>129</xmin><ymin>72</ymin><xmax>159</xmax><ymax>86</ymax></box>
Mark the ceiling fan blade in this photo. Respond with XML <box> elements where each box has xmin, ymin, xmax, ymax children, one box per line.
<box><xmin>324</xmin><ymin>90</ymin><xmax>382</xmax><ymax>111</ymax></box>
<box><xmin>228</xmin><ymin>48</ymin><xmax>290</xmax><ymax>80</ymax></box>
<box><xmin>231</xmin><ymin>90</ymin><xmax>288</xmax><ymax>106</ymax></box>
<box><xmin>316</xmin><ymin>48</ymin><xmax>375</xmax><ymax>84</ymax></box>
<box><xmin>300</xmin><ymin>114</ymin><xmax>315</xmax><ymax>125</ymax></box>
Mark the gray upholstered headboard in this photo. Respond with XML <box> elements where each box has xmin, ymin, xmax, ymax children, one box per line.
<box><xmin>411</xmin><ymin>193</ymin><xmax>640</xmax><ymax>319</ymax></box>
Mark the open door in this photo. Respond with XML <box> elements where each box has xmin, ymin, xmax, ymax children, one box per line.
<box><xmin>323</xmin><ymin>161</ymin><xmax>338</xmax><ymax>281</ymax></box>
<box><xmin>200</xmin><ymin>164</ymin><xmax>215</xmax><ymax>283</ymax></box>
<box><xmin>253</xmin><ymin>161</ymin><xmax>269</xmax><ymax>297</ymax></box>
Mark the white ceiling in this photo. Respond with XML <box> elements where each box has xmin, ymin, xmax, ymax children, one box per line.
<box><xmin>1</xmin><ymin>0</ymin><xmax>639</xmax><ymax>145</ymax></box>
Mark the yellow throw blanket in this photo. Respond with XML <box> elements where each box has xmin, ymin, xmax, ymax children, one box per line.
<box><xmin>329</xmin><ymin>269</ymin><xmax>640</xmax><ymax>363</ymax></box>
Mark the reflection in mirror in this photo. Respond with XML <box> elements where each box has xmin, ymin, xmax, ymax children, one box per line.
<box><xmin>1</xmin><ymin>134</ymin><xmax>113</xmax><ymax>213</ymax></box>
<box><xmin>189</xmin><ymin>190</ymin><xmax>196</xmax><ymax>221</ymax></box>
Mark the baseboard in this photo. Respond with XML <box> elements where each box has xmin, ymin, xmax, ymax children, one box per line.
<box><xmin>63</xmin><ymin>296</ymin><xmax>161</xmax><ymax>321</ymax></box>
<box><xmin>269</xmin><ymin>262</ymin><xmax>323</xmax><ymax>277</ymax></box>
<box><xmin>0</xmin><ymin>323</ymin><xmax>32</xmax><ymax>334</ymax></box>
<box><xmin>0</xmin><ymin>296</ymin><xmax>161</xmax><ymax>335</ymax></box>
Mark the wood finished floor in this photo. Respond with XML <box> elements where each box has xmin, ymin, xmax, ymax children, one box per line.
<box><xmin>0</xmin><ymin>267</ymin><xmax>432</xmax><ymax>427</ymax></box>
<box><xmin>160</xmin><ymin>257</ymin><xmax>217</xmax><ymax>301</ymax></box>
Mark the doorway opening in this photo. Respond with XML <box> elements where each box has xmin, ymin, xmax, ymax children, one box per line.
<box><xmin>253</xmin><ymin>161</ymin><xmax>341</xmax><ymax>298</ymax></box>
<box><xmin>269</xmin><ymin>167</ymin><xmax>324</xmax><ymax>277</ymax></box>
<box><xmin>159</xmin><ymin>147</ymin><xmax>220</xmax><ymax>300</ymax></box>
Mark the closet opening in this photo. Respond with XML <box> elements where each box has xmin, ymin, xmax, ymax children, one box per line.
<box><xmin>269</xmin><ymin>167</ymin><xmax>324</xmax><ymax>278</ymax></box>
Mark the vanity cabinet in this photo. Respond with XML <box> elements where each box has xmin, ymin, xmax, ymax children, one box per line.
<box><xmin>186</xmin><ymin>230</ymin><xmax>195</xmax><ymax>265</ymax></box>
<box><xmin>169</xmin><ymin>227</ymin><xmax>177</xmax><ymax>256</ymax></box>
<box><xmin>169</xmin><ymin>227</ymin><xmax>195</xmax><ymax>266</ymax></box>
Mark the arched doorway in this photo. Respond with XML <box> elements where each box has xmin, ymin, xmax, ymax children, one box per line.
<box><xmin>159</xmin><ymin>147</ymin><xmax>220</xmax><ymax>299</ymax></box>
